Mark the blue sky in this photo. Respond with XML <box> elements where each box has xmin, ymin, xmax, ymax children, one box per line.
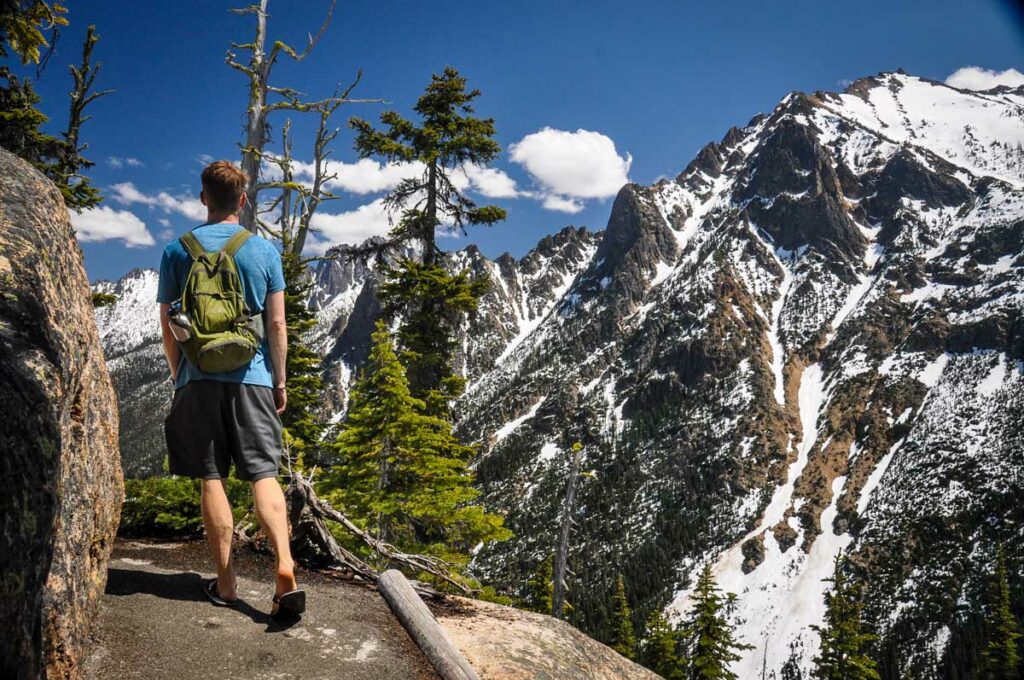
<box><xmin>17</xmin><ymin>0</ymin><xmax>1024</xmax><ymax>282</ymax></box>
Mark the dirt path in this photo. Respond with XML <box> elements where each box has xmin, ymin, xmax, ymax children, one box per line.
<box><xmin>83</xmin><ymin>540</ymin><xmax>438</xmax><ymax>680</ymax></box>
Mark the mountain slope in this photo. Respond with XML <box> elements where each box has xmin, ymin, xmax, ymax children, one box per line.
<box><xmin>94</xmin><ymin>71</ymin><xmax>1024</xmax><ymax>678</ymax></box>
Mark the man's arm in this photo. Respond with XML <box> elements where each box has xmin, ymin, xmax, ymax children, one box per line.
<box><xmin>158</xmin><ymin>303</ymin><xmax>180</xmax><ymax>381</ymax></box>
<box><xmin>265</xmin><ymin>290</ymin><xmax>287</xmax><ymax>414</ymax></box>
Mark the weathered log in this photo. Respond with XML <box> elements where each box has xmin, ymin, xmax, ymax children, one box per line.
<box><xmin>284</xmin><ymin>473</ymin><xmax>473</xmax><ymax>598</ymax></box>
<box><xmin>378</xmin><ymin>569</ymin><xmax>480</xmax><ymax>680</ymax></box>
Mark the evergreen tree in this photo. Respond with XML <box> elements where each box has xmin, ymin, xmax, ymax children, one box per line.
<box><xmin>325</xmin><ymin>322</ymin><xmax>508</xmax><ymax>561</ymax></box>
<box><xmin>978</xmin><ymin>547</ymin><xmax>1022</xmax><ymax>679</ymax></box>
<box><xmin>278</xmin><ymin>250</ymin><xmax>326</xmax><ymax>470</ymax></box>
<box><xmin>378</xmin><ymin>260</ymin><xmax>487</xmax><ymax>407</ymax></box>
<box><xmin>641</xmin><ymin>608</ymin><xmax>685</xmax><ymax>680</ymax></box>
<box><xmin>679</xmin><ymin>563</ymin><xmax>752</xmax><ymax>680</ymax></box>
<box><xmin>349</xmin><ymin>66</ymin><xmax>506</xmax><ymax>265</ymax></box>
<box><xmin>350</xmin><ymin>67</ymin><xmax>505</xmax><ymax>405</ymax></box>
<box><xmin>0</xmin><ymin>6</ymin><xmax>108</xmax><ymax>210</ymax></box>
<box><xmin>525</xmin><ymin>553</ymin><xmax>554</xmax><ymax>615</ymax></box>
<box><xmin>610</xmin><ymin>573</ymin><xmax>637</xmax><ymax>659</ymax></box>
<box><xmin>810</xmin><ymin>554</ymin><xmax>880</xmax><ymax>680</ymax></box>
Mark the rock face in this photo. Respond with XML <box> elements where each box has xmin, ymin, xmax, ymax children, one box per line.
<box><xmin>435</xmin><ymin>598</ymin><xmax>659</xmax><ymax>680</ymax></box>
<box><xmin>0</xmin><ymin>148</ymin><xmax>123</xmax><ymax>679</ymax></box>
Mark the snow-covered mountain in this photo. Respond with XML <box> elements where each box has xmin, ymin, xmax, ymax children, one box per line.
<box><xmin>94</xmin><ymin>71</ymin><xmax>1024</xmax><ymax>678</ymax></box>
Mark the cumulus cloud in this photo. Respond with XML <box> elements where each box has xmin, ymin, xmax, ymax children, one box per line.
<box><xmin>71</xmin><ymin>206</ymin><xmax>155</xmax><ymax>247</ymax></box>
<box><xmin>196</xmin><ymin>153</ymin><xmax>215</xmax><ymax>165</ymax></box>
<box><xmin>305</xmin><ymin>199</ymin><xmax>394</xmax><ymax>254</ymax></box>
<box><xmin>110</xmin><ymin>182</ymin><xmax>206</xmax><ymax>221</ymax></box>
<box><xmin>107</xmin><ymin>156</ymin><xmax>144</xmax><ymax>168</ymax></box>
<box><xmin>509</xmin><ymin>128</ymin><xmax>631</xmax><ymax>210</ymax></box>
<box><xmin>945</xmin><ymin>66</ymin><xmax>1024</xmax><ymax>91</ymax></box>
<box><xmin>460</xmin><ymin>165</ymin><xmax>521</xmax><ymax>198</ymax></box>
<box><xmin>541</xmin><ymin>194</ymin><xmax>584</xmax><ymax>214</ymax></box>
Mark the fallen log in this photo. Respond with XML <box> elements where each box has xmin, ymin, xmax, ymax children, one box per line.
<box><xmin>284</xmin><ymin>472</ymin><xmax>475</xmax><ymax>599</ymax></box>
<box><xmin>378</xmin><ymin>569</ymin><xmax>480</xmax><ymax>680</ymax></box>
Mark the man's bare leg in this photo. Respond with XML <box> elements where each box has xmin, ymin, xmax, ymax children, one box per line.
<box><xmin>201</xmin><ymin>478</ymin><xmax>236</xmax><ymax>600</ymax></box>
<box><xmin>251</xmin><ymin>476</ymin><xmax>298</xmax><ymax>599</ymax></box>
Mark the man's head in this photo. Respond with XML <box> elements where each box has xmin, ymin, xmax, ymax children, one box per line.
<box><xmin>200</xmin><ymin>160</ymin><xmax>248</xmax><ymax>218</ymax></box>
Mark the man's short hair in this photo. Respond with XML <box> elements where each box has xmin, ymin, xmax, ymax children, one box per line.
<box><xmin>201</xmin><ymin>161</ymin><xmax>248</xmax><ymax>213</ymax></box>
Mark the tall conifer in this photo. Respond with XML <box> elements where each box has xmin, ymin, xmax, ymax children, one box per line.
<box><xmin>810</xmin><ymin>555</ymin><xmax>879</xmax><ymax>680</ymax></box>
<box><xmin>611</xmin><ymin>573</ymin><xmax>637</xmax><ymax>659</ymax></box>
<box><xmin>979</xmin><ymin>547</ymin><xmax>1022</xmax><ymax>679</ymax></box>
<box><xmin>679</xmin><ymin>563</ymin><xmax>752</xmax><ymax>680</ymax></box>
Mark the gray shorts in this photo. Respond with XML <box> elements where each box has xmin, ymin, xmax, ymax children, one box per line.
<box><xmin>164</xmin><ymin>380</ymin><xmax>282</xmax><ymax>481</ymax></box>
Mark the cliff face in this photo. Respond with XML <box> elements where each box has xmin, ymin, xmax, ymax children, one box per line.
<box><xmin>0</xmin><ymin>147</ymin><xmax>124</xmax><ymax>679</ymax></box>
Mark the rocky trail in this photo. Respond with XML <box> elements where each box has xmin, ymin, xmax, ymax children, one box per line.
<box><xmin>83</xmin><ymin>540</ymin><xmax>438</xmax><ymax>680</ymax></box>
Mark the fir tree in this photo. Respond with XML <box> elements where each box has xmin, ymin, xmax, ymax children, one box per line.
<box><xmin>679</xmin><ymin>563</ymin><xmax>752</xmax><ymax>680</ymax></box>
<box><xmin>0</xmin><ymin>6</ymin><xmax>108</xmax><ymax>210</ymax></box>
<box><xmin>642</xmin><ymin>608</ymin><xmax>685</xmax><ymax>680</ymax></box>
<box><xmin>810</xmin><ymin>554</ymin><xmax>879</xmax><ymax>680</ymax></box>
<box><xmin>611</xmin><ymin>573</ymin><xmax>637</xmax><ymax>659</ymax></box>
<box><xmin>525</xmin><ymin>553</ymin><xmax>554</xmax><ymax>615</ymax></box>
<box><xmin>978</xmin><ymin>547</ymin><xmax>1022</xmax><ymax>679</ymax></box>
<box><xmin>350</xmin><ymin>67</ymin><xmax>504</xmax><ymax>404</ymax></box>
<box><xmin>378</xmin><ymin>260</ymin><xmax>487</xmax><ymax>407</ymax></box>
<box><xmin>278</xmin><ymin>250</ymin><xmax>326</xmax><ymax>470</ymax></box>
<box><xmin>349</xmin><ymin>66</ymin><xmax>506</xmax><ymax>265</ymax></box>
<box><xmin>325</xmin><ymin>322</ymin><xmax>508</xmax><ymax>561</ymax></box>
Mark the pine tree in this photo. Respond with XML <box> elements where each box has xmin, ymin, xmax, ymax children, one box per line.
<box><xmin>351</xmin><ymin>67</ymin><xmax>504</xmax><ymax>406</ymax></box>
<box><xmin>611</xmin><ymin>573</ymin><xmax>637</xmax><ymax>659</ymax></box>
<box><xmin>978</xmin><ymin>547</ymin><xmax>1022</xmax><ymax>679</ymax></box>
<box><xmin>810</xmin><ymin>554</ymin><xmax>880</xmax><ymax>680</ymax></box>
<box><xmin>525</xmin><ymin>553</ymin><xmax>555</xmax><ymax>615</ymax></box>
<box><xmin>0</xmin><ymin>6</ymin><xmax>108</xmax><ymax>210</ymax></box>
<box><xmin>349</xmin><ymin>66</ymin><xmax>506</xmax><ymax>266</ymax></box>
<box><xmin>378</xmin><ymin>260</ymin><xmax>487</xmax><ymax>408</ymax></box>
<box><xmin>642</xmin><ymin>608</ymin><xmax>685</xmax><ymax>680</ymax></box>
<box><xmin>679</xmin><ymin>563</ymin><xmax>752</xmax><ymax>680</ymax></box>
<box><xmin>278</xmin><ymin>250</ymin><xmax>326</xmax><ymax>470</ymax></box>
<box><xmin>325</xmin><ymin>322</ymin><xmax>508</xmax><ymax>561</ymax></box>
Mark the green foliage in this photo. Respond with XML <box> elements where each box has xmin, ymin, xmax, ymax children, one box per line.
<box><xmin>379</xmin><ymin>259</ymin><xmax>487</xmax><ymax>408</ymax></box>
<box><xmin>323</xmin><ymin>322</ymin><xmax>509</xmax><ymax>564</ymax></box>
<box><xmin>611</xmin><ymin>573</ymin><xmax>637</xmax><ymax>659</ymax></box>
<box><xmin>0</xmin><ymin>10</ymin><xmax>107</xmax><ymax>210</ymax></box>
<box><xmin>811</xmin><ymin>555</ymin><xmax>880</xmax><ymax>680</ymax></box>
<box><xmin>120</xmin><ymin>476</ymin><xmax>250</xmax><ymax>538</ymax></box>
<box><xmin>279</xmin><ymin>250</ymin><xmax>326</xmax><ymax>469</ymax></box>
<box><xmin>0</xmin><ymin>0</ymin><xmax>67</xmax><ymax>65</ymax></box>
<box><xmin>979</xmin><ymin>547</ymin><xmax>1022</xmax><ymax>679</ymax></box>
<box><xmin>641</xmin><ymin>608</ymin><xmax>686</xmax><ymax>680</ymax></box>
<box><xmin>525</xmin><ymin>553</ymin><xmax>554</xmax><ymax>614</ymax></box>
<box><xmin>678</xmin><ymin>563</ymin><xmax>752</xmax><ymax>680</ymax></box>
<box><xmin>350</xmin><ymin>66</ymin><xmax>506</xmax><ymax>264</ymax></box>
<box><xmin>91</xmin><ymin>290</ymin><xmax>116</xmax><ymax>307</ymax></box>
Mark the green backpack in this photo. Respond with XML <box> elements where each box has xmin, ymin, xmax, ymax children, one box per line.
<box><xmin>177</xmin><ymin>229</ymin><xmax>260</xmax><ymax>373</ymax></box>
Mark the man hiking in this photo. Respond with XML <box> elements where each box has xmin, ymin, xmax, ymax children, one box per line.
<box><xmin>157</xmin><ymin>160</ymin><xmax>304</xmax><ymax>621</ymax></box>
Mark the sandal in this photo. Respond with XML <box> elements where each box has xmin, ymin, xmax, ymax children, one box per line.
<box><xmin>271</xmin><ymin>589</ymin><xmax>306</xmax><ymax>621</ymax></box>
<box><xmin>204</xmin><ymin>578</ymin><xmax>239</xmax><ymax>607</ymax></box>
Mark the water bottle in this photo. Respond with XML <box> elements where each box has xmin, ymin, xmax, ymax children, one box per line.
<box><xmin>167</xmin><ymin>302</ymin><xmax>192</xmax><ymax>342</ymax></box>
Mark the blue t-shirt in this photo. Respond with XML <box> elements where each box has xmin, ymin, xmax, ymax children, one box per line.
<box><xmin>157</xmin><ymin>222</ymin><xmax>285</xmax><ymax>389</ymax></box>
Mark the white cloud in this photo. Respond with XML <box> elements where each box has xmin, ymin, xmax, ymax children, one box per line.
<box><xmin>71</xmin><ymin>206</ymin><xmax>155</xmax><ymax>247</ymax></box>
<box><xmin>541</xmin><ymin>194</ymin><xmax>584</xmax><ymax>214</ymax></box>
<box><xmin>461</xmin><ymin>165</ymin><xmax>520</xmax><ymax>198</ymax></box>
<box><xmin>509</xmin><ymin>127</ymin><xmax>631</xmax><ymax>204</ymax></box>
<box><xmin>945</xmin><ymin>66</ymin><xmax>1024</xmax><ymax>91</ymax></box>
<box><xmin>107</xmin><ymin>156</ymin><xmax>145</xmax><ymax>169</ymax></box>
<box><xmin>292</xmin><ymin>158</ymin><xmax>425</xmax><ymax>195</ymax></box>
<box><xmin>196</xmin><ymin>153</ymin><xmax>215</xmax><ymax>165</ymax></box>
<box><xmin>305</xmin><ymin>198</ymin><xmax>394</xmax><ymax>254</ymax></box>
<box><xmin>110</xmin><ymin>182</ymin><xmax>206</xmax><ymax>221</ymax></box>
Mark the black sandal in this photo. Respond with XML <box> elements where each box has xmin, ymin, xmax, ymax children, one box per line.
<box><xmin>271</xmin><ymin>589</ymin><xmax>306</xmax><ymax>621</ymax></box>
<box><xmin>204</xmin><ymin>578</ymin><xmax>239</xmax><ymax>607</ymax></box>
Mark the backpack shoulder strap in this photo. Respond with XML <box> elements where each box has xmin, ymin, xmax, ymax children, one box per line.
<box><xmin>179</xmin><ymin>232</ymin><xmax>206</xmax><ymax>260</ymax></box>
<box><xmin>222</xmin><ymin>229</ymin><xmax>253</xmax><ymax>258</ymax></box>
